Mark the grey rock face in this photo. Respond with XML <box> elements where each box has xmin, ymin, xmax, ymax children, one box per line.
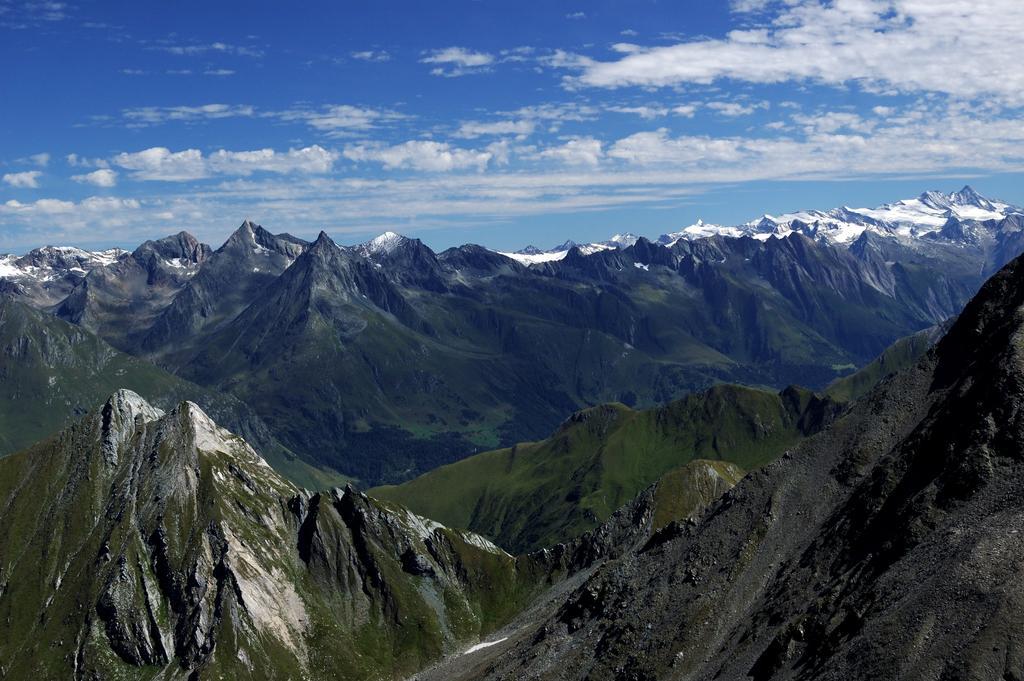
<box><xmin>420</xmin><ymin>251</ymin><xmax>1024</xmax><ymax>681</ymax></box>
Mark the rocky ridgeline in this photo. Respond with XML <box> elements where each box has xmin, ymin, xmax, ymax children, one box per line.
<box><xmin>0</xmin><ymin>389</ymin><xmax>711</xmax><ymax>680</ymax></box>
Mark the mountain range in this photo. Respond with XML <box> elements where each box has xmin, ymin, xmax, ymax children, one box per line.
<box><xmin>2</xmin><ymin>243</ymin><xmax>1024</xmax><ymax>680</ymax></box>
<box><xmin>504</xmin><ymin>185</ymin><xmax>1021</xmax><ymax>260</ymax></box>
<box><xmin>415</xmin><ymin>220</ymin><xmax>1024</xmax><ymax>681</ymax></box>
<box><xmin>1</xmin><ymin>186</ymin><xmax>1021</xmax><ymax>485</ymax></box>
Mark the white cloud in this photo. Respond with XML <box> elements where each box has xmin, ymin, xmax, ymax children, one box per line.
<box><xmin>276</xmin><ymin>104</ymin><xmax>409</xmax><ymax>136</ymax></box>
<box><xmin>72</xmin><ymin>169</ymin><xmax>118</xmax><ymax>187</ymax></box>
<box><xmin>208</xmin><ymin>146</ymin><xmax>338</xmax><ymax>175</ymax></box>
<box><xmin>566</xmin><ymin>11</ymin><xmax>586</xmax><ymax>19</ymax></box>
<box><xmin>123</xmin><ymin>104</ymin><xmax>256</xmax><ymax>125</ymax></box>
<box><xmin>1</xmin><ymin>196</ymin><xmax>139</xmax><ymax>216</ymax></box>
<box><xmin>29</xmin><ymin>153</ymin><xmax>50</xmax><ymax>167</ymax></box>
<box><xmin>1</xmin><ymin>0</ymin><xmax>68</xmax><ymax>28</ymax></box>
<box><xmin>421</xmin><ymin>47</ymin><xmax>494</xmax><ymax>76</ymax></box>
<box><xmin>538</xmin><ymin>137</ymin><xmax>603</xmax><ymax>166</ymax></box>
<box><xmin>112</xmin><ymin>145</ymin><xmax>338</xmax><ymax>181</ymax></box>
<box><xmin>113</xmin><ymin>147</ymin><xmax>207</xmax><ymax>181</ymax></box>
<box><xmin>203</xmin><ymin>69</ymin><xmax>235</xmax><ymax>76</ymax></box>
<box><xmin>155</xmin><ymin>41</ymin><xmax>263</xmax><ymax>58</ymax></box>
<box><xmin>2</xmin><ymin>171</ymin><xmax>42</xmax><ymax>188</ymax></box>
<box><xmin>343</xmin><ymin>140</ymin><xmax>493</xmax><ymax>171</ymax></box>
<box><xmin>351</xmin><ymin>50</ymin><xmax>391</xmax><ymax>62</ymax></box>
<box><xmin>607</xmin><ymin>105</ymin><xmax>669</xmax><ymax>120</ymax></box>
<box><xmin>672</xmin><ymin>104</ymin><xmax>698</xmax><ymax>118</ymax></box>
<box><xmin>560</xmin><ymin>0</ymin><xmax>1024</xmax><ymax>104</ymax></box>
<box><xmin>706</xmin><ymin>101</ymin><xmax>768</xmax><ymax>117</ymax></box>
<box><xmin>455</xmin><ymin>119</ymin><xmax>536</xmax><ymax>138</ymax></box>
<box><xmin>66</xmin><ymin>153</ymin><xmax>109</xmax><ymax>168</ymax></box>
<box><xmin>608</xmin><ymin>129</ymin><xmax>746</xmax><ymax>165</ymax></box>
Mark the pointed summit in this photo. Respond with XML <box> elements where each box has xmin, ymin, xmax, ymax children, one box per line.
<box><xmin>358</xmin><ymin>231</ymin><xmax>409</xmax><ymax>257</ymax></box>
<box><xmin>951</xmin><ymin>184</ymin><xmax>996</xmax><ymax>210</ymax></box>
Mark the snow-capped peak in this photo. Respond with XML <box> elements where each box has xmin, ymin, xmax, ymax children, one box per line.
<box><xmin>360</xmin><ymin>231</ymin><xmax>408</xmax><ymax>256</ymax></box>
<box><xmin>604</xmin><ymin>233</ymin><xmax>639</xmax><ymax>248</ymax></box>
<box><xmin>496</xmin><ymin>187</ymin><xmax>1021</xmax><ymax>264</ymax></box>
<box><xmin>658</xmin><ymin>219</ymin><xmax>747</xmax><ymax>245</ymax></box>
<box><xmin>0</xmin><ymin>245</ymin><xmax>128</xmax><ymax>283</ymax></box>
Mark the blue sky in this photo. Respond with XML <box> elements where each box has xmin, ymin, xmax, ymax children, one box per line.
<box><xmin>1</xmin><ymin>0</ymin><xmax>1023</xmax><ymax>253</ymax></box>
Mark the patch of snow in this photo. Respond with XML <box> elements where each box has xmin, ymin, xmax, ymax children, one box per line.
<box><xmin>659</xmin><ymin>220</ymin><xmax>747</xmax><ymax>245</ymax></box>
<box><xmin>498</xmin><ymin>241</ymin><xmax>613</xmax><ymax>265</ymax></box>
<box><xmin>499</xmin><ymin>249</ymin><xmax>571</xmax><ymax>265</ymax></box>
<box><xmin>633</xmin><ymin>262</ymin><xmax>649</xmax><ymax>271</ymax></box>
<box><xmin>0</xmin><ymin>255</ymin><xmax>20</xmax><ymax>278</ymax></box>
<box><xmin>604</xmin><ymin>233</ymin><xmax>639</xmax><ymax>248</ymax></box>
<box><xmin>463</xmin><ymin>637</ymin><xmax>508</xmax><ymax>655</ymax></box>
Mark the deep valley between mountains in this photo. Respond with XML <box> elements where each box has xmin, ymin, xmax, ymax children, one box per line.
<box><xmin>2</xmin><ymin>186</ymin><xmax>1024</xmax><ymax>679</ymax></box>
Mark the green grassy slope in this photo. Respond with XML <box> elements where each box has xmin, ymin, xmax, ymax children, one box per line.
<box><xmin>825</xmin><ymin>324</ymin><xmax>943</xmax><ymax>402</ymax></box>
<box><xmin>372</xmin><ymin>384</ymin><xmax>838</xmax><ymax>553</ymax></box>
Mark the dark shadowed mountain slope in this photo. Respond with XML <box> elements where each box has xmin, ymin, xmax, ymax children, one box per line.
<box><xmin>140</xmin><ymin>220</ymin><xmax>307</xmax><ymax>359</ymax></box>
<box><xmin>171</xmin><ymin>229</ymin><xmax>986</xmax><ymax>486</ymax></box>
<box><xmin>54</xmin><ymin>231</ymin><xmax>211</xmax><ymax>351</ymax></box>
<box><xmin>373</xmin><ymin>384</ymin><xmax>839</xmax><ymax>554</ymax></box>
<box><xmin>11</xmin><ymin>192</ymin><xmax>1023</xmax><ymax>487</ymax></box>
<box><xmin>0</xmin><ymin>296</ymin><xmax>338</xmax><ymax>488</ymax></box>
<box><xmin>417</xmin><ymin>250</ymin><xmax>1024</xmax><ymax>681</ymax></box>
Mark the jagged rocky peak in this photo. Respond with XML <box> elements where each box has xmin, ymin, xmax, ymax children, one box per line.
<box><xmin>132</xmin><ymin>230</ymin><xmax>211</xmax><ymax>268</ymax></box>
<box><xmin>0</xmin><ymin>389</ymin><xmax>566</xmax><ymax>679</ymax></box>
<box><xmin>98</xmin><ymin>388</ymin><xmax>164</xmax><ymax>465</ymax></box>
<box><xmin>221</xmin><ymin>219</ymin><xmax>308</xmax><ymax>259</ymax></box>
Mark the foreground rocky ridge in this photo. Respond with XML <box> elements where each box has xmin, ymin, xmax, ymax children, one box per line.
<box><xmin>0</xmin><ymin>388</ymin><xmax>745</xmax><ymax>680</ymax></box>
<box><xmin>0</xmin><ymin>392</ymin><xmax>553</xmax><ymax>679</ymax></box>
<box><xmin>416</xmin><ymin>250</ymin><xmax>1024</xmax><ymax>680</ymax></box>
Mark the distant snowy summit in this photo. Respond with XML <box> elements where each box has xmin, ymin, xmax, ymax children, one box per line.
<box><xmin>503</xmin><ymin>232</ymin><xmax>640</xmax><ymax>264</ymax></box>
<box><xmin>0</xmin><ymin>245</ymin><xmax>126</xmax><ymax>282</ymax></box>
<box><xmin>499</xmin><ymin>186</ymin><xmax>1022</xmax><ymax>265</ymax></box>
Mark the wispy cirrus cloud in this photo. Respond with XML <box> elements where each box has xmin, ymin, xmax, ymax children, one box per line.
<box><xmin>455</xmin><ymin>119</ymin><xmax>536</xmax><ymax>139</ymax></box>
<box><xmin>113</xmin><ymin>102</ymin><xmax>410</xmax><ymax>137</ymax></box>
<box><xmin>351</xmin><ymin>50</ymin><xmax>390</xmax><ymax>62</ymax></box>
<box><xmin>0</xmin><ymin>0</ymin><xmax>68</xmax><ymax>28</ymax></box>
<box><xmin>274</xmin><ymin>104</ymin><xmax>410</xmax><ymax>136</ymax></box>
<box><xmin>152</xmin><ymin>41</ymin><xmax>263</xmax><ymax>58</ymax></box>
<box><xmin>123</xmin><ymin>104</ymin><xmax>256</xmax><ymax>125</ymax></box>
<box><xmin>343</xmin><ymin>140</ymin><xmax>496</xmax><ymax>172</ymax></box>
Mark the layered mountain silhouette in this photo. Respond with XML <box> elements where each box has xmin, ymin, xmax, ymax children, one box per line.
<box><xmin>2</xmin><ymin>187</ymin><xmax>1022</xmax><ymax>484</ymax></box>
